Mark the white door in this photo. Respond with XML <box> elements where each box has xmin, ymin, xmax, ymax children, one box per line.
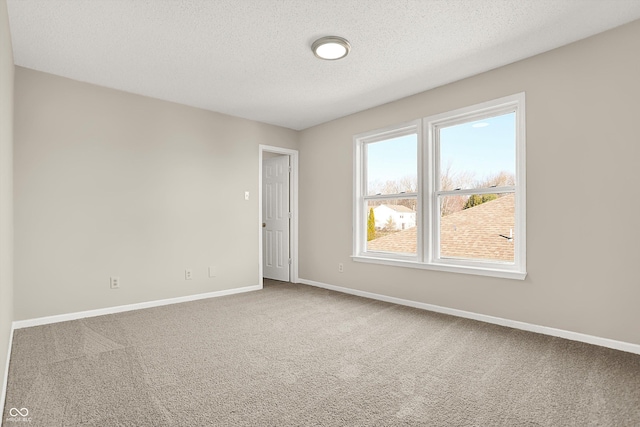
<box><xmin>263</xmin><ymin>155</ymin><xmax>290</xmax><ymax>281</ymax></box>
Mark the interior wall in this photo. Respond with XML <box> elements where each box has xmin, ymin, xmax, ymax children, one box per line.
<box><xmin>0</xmin><ymin>0</ymin><xmax>14</xmax><ymax>400</ymax></box>
<box><xmin>13</xmin><ymin>67</ymin><xmax>298</xmax><ymax>320</ymax></box>
<box><xmin>298</xmin><ymin>20</ymin><xmax>640</xmax><ymax>345</ymax></box>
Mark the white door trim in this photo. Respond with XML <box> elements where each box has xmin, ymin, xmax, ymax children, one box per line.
<box><xmin>258</xmin><ymin>145</ymin><xmax>299</xmax><ymax>285</ymax></box>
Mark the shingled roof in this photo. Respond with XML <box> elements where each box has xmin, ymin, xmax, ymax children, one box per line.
<box><xmin>367</xmin><ymin>194</ymin><xmax>515</xmax><ymax>262</ymax></box>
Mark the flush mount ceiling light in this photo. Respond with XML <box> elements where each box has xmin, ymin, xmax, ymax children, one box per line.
<box><xmin>312</xmin><ymin>36</ymin><xmax>351</xmax><ymax>60</ymax></box>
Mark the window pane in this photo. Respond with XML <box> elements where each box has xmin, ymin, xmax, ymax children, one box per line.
<box><xmin>365</xmin><ymin>198</ymin><xmax>417</xmax><ymax>255</ymax></box>
<box><xmin>366</xmin><ymin>134</ymin><xmax>417</xmax><ymax>196</ymax></box>
<box><xmin>439</xmin><ymin>193</ymin><xmax>514</xmax><ymax>263</ymax></box>
<box><xmin>439</xmin><ymin>113</ymin><xmax>515</xmax><ymax>191</ymax></box>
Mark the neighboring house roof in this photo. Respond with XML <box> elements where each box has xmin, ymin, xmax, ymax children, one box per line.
<box><xmin>367</xmin><ymin>226</ymin><xmax>417</xmax><ymax>254</ymax></box>
<box><xmin>374</xmin><ymin>204</ymin><xmax>415</xmax><ymax>213</ymax></box>
<box><xmin>367</xmin><ymin>194</ymin><xmax>515</xmax><ymax>262</ymax></box>
<box><xmin>367</xmin><ymin>226</ymin><xmax>418</xmax><ymax>253</ymax></box>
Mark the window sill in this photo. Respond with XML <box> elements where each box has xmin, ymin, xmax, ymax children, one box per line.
<box><xmin>351</xmin><ymin>255</ymin><xmax>527</xmax><ymax>280</ymax></box>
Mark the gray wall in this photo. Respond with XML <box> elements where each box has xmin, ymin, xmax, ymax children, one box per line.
<box><xmin>13</xmin><ymin>68</ymin><xmax>298</xmax><ymax>320</ymax></box>
<box><xmin>0</xmin><ymin>0</ymin><xmax>14</xmax><ymax>400</ymax></box>
<box><xmin>298</xmin><ymin>20</ymin><xmax>640</xmax><ymax>345</ymax></box>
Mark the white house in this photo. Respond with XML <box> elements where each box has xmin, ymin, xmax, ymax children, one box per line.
<box><xmin>372</xmin><ymin>204</ymin><xmax>416</xmax><ymax>231</ymax></box>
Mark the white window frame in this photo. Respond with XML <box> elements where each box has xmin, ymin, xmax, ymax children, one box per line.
<box><xmin>353</xmin><ymin>93</ymin><xmax>526</xmax><ymax>280</ymax></box>
<box><xmin>353</xmin><ymin>120</ymin><xmax>422</xmax><ymax>262</ymax></box>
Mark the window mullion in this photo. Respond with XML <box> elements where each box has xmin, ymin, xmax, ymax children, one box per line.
<box><xmin>364</xmin><ymin>193</ymin><xmax>417</xmax><ymax>202</ymax></box>
<box><xmin>437</xmin><ymin>186</ymin><xmax>514</xmax><ymax>197</ymax></box>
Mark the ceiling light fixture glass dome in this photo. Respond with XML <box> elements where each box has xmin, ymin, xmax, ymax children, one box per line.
<box><xmin>312</xmin><ymin>36</ymin><xmax>351</xmax><ymax>60</ymax></box>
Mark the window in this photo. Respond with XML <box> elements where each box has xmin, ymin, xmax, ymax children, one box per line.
<box><xmin>354</xmin><ymin>121</ymin><xmax>420</xmax><ymax>258</ymax></box>
<box><xmin>354</xmin><ymin>94</ymin><xmax>526</xmax><ymax>279</ymax></box>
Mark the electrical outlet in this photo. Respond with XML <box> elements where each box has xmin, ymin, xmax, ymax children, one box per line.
<box><xmin>110</xmin><ymin>277</ymin><xmax>120</xmax><ymax>289</ymax></box>
<box><xmin>338</xmin><ymin>263</ymin><xmax>344</xmax><ymax>273</ymax></box>
<box><xmin>185</xmin><ymin>269</ymin><xmax>193</xmax><ymax>280</ymax></box>
<box><xmin>244</xmin><ymin>191</ymin><xmax>250</xmax><ymax>200</ymax></box>
<box><xmin>208</xmin><ymin>266</ymin><xmax>217</xmax><ymax>278</ymax></box>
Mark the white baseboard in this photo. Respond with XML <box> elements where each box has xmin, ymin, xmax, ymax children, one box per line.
<box><xmin>1</xmin><ymin>321</ymin><xmax>15</xmax><ymax>419</ymax></box>
<box><xmin>299</xmin><ymin>278</ymin><xmax>640</xmax><ymax>355</ymax></box>
<box><xmin>12</xmin><ymin>284</ymin><xmax>262</xmax><ymax>329</ymax></box>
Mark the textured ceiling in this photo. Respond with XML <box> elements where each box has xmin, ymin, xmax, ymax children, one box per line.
<box><xmin>7</xmin><ymin>1</ymin><xmax>640</xmax><ymax>130</ymax></box>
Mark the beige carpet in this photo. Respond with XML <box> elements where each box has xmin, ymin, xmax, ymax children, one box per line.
<box><xmin>3</xmin><ymin>280</ymin><xmax>640</xmax><ymax>426</ymax></box>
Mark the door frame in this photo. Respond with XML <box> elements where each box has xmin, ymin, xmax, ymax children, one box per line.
<box><xmin>258</xmin><ymin>145</ymin><xmax>299</xmax><ymax>286</ymax></box>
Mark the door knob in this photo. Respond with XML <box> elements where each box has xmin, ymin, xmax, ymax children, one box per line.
<box><xmin>262</xmin><ymin>223</ymin><xmax>266</xmax><ymax>228</ymax></box>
